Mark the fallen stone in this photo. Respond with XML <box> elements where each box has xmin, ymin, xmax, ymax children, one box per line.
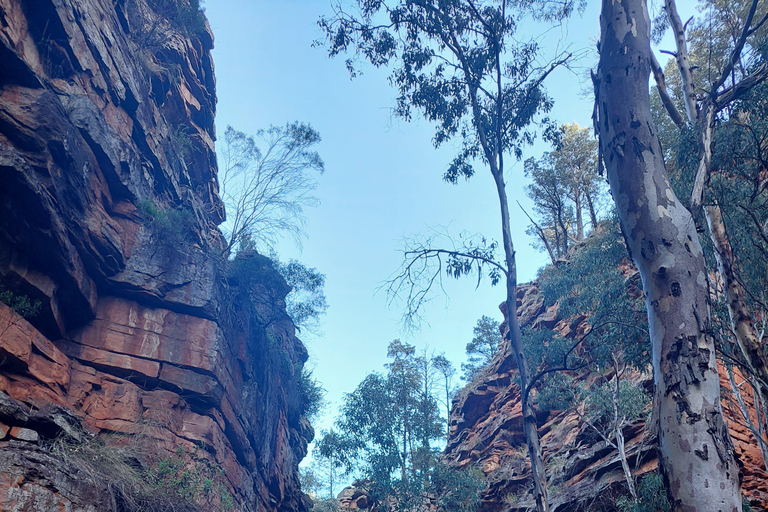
<box><xmin>9</xmin><ymin>427</ymin><xmax>39</xmax><ymax>442</ymax></box>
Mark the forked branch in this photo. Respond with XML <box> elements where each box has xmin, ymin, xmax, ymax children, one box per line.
<box><xmin>385</xmin><ymin>231</ymin><xmax>506</xmax><ymax>329</ymax></box>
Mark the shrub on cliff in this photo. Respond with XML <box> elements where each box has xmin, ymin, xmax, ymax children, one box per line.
<box><xmin>614</xmin><ymin>473</ymin><xmax>670</xmax><ymax>512</ymax></box>
<box><xmin>0</xmin><ymin>283</ymin><xmax>40</xmax><ymax>319</ymax></box>
<box><xmin>52</xmin><ymin>428</ymin><xmax>237</xmax><ymax>511</ymax></box>
<box><xmin>218</xmin><ymin>124</ymin><xmax>324</xmax><ymax>257</ymax></box>
<box><xmin>127</xmin><ymin>0</ymin><xmax>207</xmax><ymax>51</ymax></box>
<box><xmin>295</xmin><ymin>367</ymin><xmax>326</xmax><ymax>422</ymax></box>
<box><xmin>138</xmin><ymin>199</ymin><xmax>197</xmax><ymax>246</ymax></box>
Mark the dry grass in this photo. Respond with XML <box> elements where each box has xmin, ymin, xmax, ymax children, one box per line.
<box><xmin>50</xmin><ymin>425</ymin><xmax>236</xmax><ymax>512</ymax></box>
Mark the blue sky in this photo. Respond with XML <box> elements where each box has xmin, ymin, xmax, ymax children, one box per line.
<box><xmin>204</xmin><ymin>0</ymin><xmax>698</xmax><ymax>449</ymax></box>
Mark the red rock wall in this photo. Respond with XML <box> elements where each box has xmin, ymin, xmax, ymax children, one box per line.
<box><xmin>0</xmin><ymin>1</ymin><xmax>311</xmax><ymax>511</ymax></box>
<box><xmin>444</xmin><ymin>284</ymin><xmax>768</xmax><ymax>511</ymax></box>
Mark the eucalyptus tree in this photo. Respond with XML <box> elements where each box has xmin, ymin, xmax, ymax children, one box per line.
<box><xmin>316</xmin><ymin>340</ymin><xmax>452</xmax><ymax>509</ymax></box>
<box><xmin>218</xmin><ymin>124</ymin><xmax>324</xmax><ymax>257</ymax></box>
<box><xmin>431</xmin><ymin>353</ymin><xmax>456</xmax><ymax>438</ymax></box>
<box><xmin>650</xmin><ymin>0</ymin><xmax>768</xmax><ymax>436</ymax></box>
<box><xmin>594</xmin><ymin>0</ymin><xmax>743</xmax><ymax>507</ymax></box>
<box><xmin>462</xmin><ymin>315</ymin><xmax>502</xmax><ymax>382</ymax></box>
<box><xmin>524</xmin><ymin>123</ymin><xmax>601</xmax><ymax>260</ymax></box>
<box><xmin>319</xmin><ymin>2</ymin><xmax>576</xmax><ymax>509</ymax></box>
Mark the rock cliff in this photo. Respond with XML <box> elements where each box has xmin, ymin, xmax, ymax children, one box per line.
<box><xmin>0</xmin><ymin>1</ymin><xmax>312</xmax><ymax>511</ymax></box>
<box><xmin>444</xmin><ymin>283</ymin><xmax>768</xmax><ymax>511</ymax></box>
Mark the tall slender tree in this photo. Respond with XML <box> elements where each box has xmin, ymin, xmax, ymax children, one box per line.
<box><xmin>320</xmin><ymin>3</ymin><xmax>574</xmax><ymax>509</ymax></box>
<box><xmin>431</xmin><ymin>354</ymin><xmax>456</xmax><ymax>438</ymax></box>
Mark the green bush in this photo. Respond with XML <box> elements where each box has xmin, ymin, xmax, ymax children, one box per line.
<box><xmin>137</xmin><ymin>199</ymin><xmax>196</xmax><ymax>246</ymax></box>
<box><xmin>171</xmin><ymin>124</ymin><xmax>200</xmax><ymax>164</ymax></box>
<box><xmin>615</xmin><ymin>473</ymin><xmax>670</xmax><ymax>512</ymax></box>
<box><xmin>0</xmin><ymin>283</ymin><xmax>40</xmax><ymax>319</ymax></box>
<box><xmin>297</xmin><ymin>367</ymin><xmax>326</xmax><ymax>421</ymax></box>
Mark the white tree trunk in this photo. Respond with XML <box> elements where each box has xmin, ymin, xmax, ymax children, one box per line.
<box><xmin>595</xmin><ymin>0</ymin><xmax>742</xmax><ymax>509</ymax></box>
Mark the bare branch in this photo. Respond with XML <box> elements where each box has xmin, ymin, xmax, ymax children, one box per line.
<box><xmin>517</xmin><ymin>200</ymin><xmax>556</xmax><ymax>264</ymax></box>
<box><xmin>710</xmin><ymin>0</ymin><xmax>759</xmax><ymax>95</ymax></box>
<box><xmin>650</xmin><ymin>52</ymin><xmax>686</xmax><ymax>128</ymax></box>
<box><xmin>384</xmin><ymin>230</ymin><xmax>506</xmax><ymax>330</ymax></box>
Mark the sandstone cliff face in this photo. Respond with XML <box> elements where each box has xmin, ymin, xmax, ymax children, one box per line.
<box><xmin>444</xmin><ymin>284</ymin><xmax>768</xmax><ymax>511</ymax></box>
<box><xmin>0</xmin><ymin>1</ymin><xmax>311</xmax><ymax>511</ymax></box>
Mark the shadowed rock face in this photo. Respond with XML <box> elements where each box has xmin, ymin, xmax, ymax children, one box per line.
<box><xmin>444</xmin><ymin>283</ymin><xmax>768</xmax><ymax>511</ymax></box>
<box><xmin>0</xmin><ymin>1</ymin><xmax>312</xmax><ymax>511</ymax></box>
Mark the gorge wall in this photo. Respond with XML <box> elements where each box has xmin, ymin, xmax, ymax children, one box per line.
<box><xmin>0</xmin><ymin>1</ymin><xmax>312</xmax><ymax>510</ymax></box>
<box><xmin>444</xmin><ymin>283</ymin><xmax>768</xmax><ymax>511</ymax></box>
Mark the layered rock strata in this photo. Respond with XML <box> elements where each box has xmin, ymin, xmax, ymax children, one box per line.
<box><xmin>445</xmin><ymin>283</ymin><xmax>768</xmax><ymax>511</ymax></box>
<box><xmin>0</xmin><ymin>1</ymin><xmax>311</xmax><ymax>511</ymax></box>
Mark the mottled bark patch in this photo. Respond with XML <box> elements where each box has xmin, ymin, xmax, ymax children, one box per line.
<box><xmin>666</xmin><ymin>335</ymin><xmax>711</xmax><ymax>394</ymax></box>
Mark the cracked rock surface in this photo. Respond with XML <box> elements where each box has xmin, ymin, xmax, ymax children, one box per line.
<box><xmin>0</xmin><ymin>1</ymin><xmax>312</xmax><ymax>511</ymax></box>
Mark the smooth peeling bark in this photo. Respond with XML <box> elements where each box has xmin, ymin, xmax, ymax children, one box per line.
<box><xmin>596</xmin><ymin>0</ymin><xmax>742</xmax><ymax>509</ymax></box>
<box><xmin>706</xmin><ymin>204</ymin><xmax>768</xmax><ymax>396</ymax></box>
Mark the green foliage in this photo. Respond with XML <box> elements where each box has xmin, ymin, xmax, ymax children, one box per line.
<box><xmin>318</xmin><ymin>0</ymin><xmax>576</xmax><ymax>184</ymax></box>
<box><xmin>0</xmin><ymin>284</ymin><xmax>40</xmax><ymax>319</ymax></box>
<box><xmin>143</xmin><ymin>446</ymin><xmax>236</xmax><ymax>511</ymax></box>
<box><xmin>171</xmin><ymin>124</ymin><xmax>200</xmax><ymax>164</ymax></box>
<box><xmin>431</xmin><ymin>352</ymin><xmax>457</xmax><ymax>438</ymax></box>
<box><xmin>159</xmin><ymin>0</ymin><xmax>207</xmax><ymax>38</ymax></box>
<box><xmin>580</xmin><ymin>380</ymin><xmax>649</xmax><ymax>428</ymax></box>
<box><xmin>428</xmin><ymin>464</ymin><xmax>484</xmax><ymax>512</ymax></box>
<box><xmin>52</xmin><ymin>430</ymin><xmax>235</xmax><ymax>512</ymax></box>
<box><xmin>126</xmin><ymin>0</ymin><xmax>207</xmax><ymax>55</ymax></box>
<box><xmin>534</xmin><ymin>218</ymin><xmax>650</xmax><ymax>374</ymax></box>
<box><xmin>226</xmin><ymin>252</ymin><xmax>327</xmax><ymax>335</ymax></box>
<box><xmin>275</xmin><ymin>258</ymin><xmax>328</xmax><ymax>333</ymax></box>
<box><xmin>615</xmin><ymin>473</ymin><xmax>670</xmax><ymax>512</ymax></box>
<box><xmin>312</xmin><ymin>498</ymin><xmax>341</xmax><ymax>512</ymax></box>
<box><xmin>137</xmin><ymin>199</ymin><xmax>196</xmax><ymax>246</ymax></box>
<box><xmin>147</xmin><ymin>0</ymin><xmax>206</xmax><ymax>38</ymax></box>
<box><xmin>297</xmin><ymin>367</ymin><xmax>326</xmax><ymax>421</ymax></box>
<box><xmin>462</xmin><ymin>316</ymin><xmax>501</xmax><ymax>381</ymax></box>
<box><xmin>524</xmin><ymin>123</ymin><xmax>604</xmax><ymax>260</ymax></box>
<box><xmin>317</xmin><ymin>340</ymin><xmax>466</xmax><ymax>508</ymax></box>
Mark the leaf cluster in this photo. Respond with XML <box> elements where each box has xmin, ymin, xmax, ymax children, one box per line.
<box><xmin>275</xmin><ymin>258</ymin><xmax>329</xmax><ymax>334</ymax></box>
<box><xmin>0</xmin><ymin>283</ymin><xmax>41</xmax><ymax>319</ymax></box>
<box><xmin>317</xmin><ymin>340</ymin><xmax>466</xmax><ymax>508</ymax></box>
<box><xmin>319</xmin><ymin>0</ymin><xmax>574</xmax><ymax>184</ymax></box>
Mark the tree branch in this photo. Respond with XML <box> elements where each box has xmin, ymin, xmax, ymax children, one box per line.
<box><xmin>650</xmin><ymin>51</ymin><xmax>685</xmax><ymax>128</ymax></box>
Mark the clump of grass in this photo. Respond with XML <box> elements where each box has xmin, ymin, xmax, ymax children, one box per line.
<box><xmin>615</xmin><ymin>473</ymin><xmax>670</xmax><ymax>512</ymax></box>
<box><xmin>51</xmin><ymin>428</ymin><xmax>235</xmax><ymax>512</ymax></box>
<box><xmin>137</xmin><ymin>199</ymin><xmax>197</xmax><ymax>246</ymax></box>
